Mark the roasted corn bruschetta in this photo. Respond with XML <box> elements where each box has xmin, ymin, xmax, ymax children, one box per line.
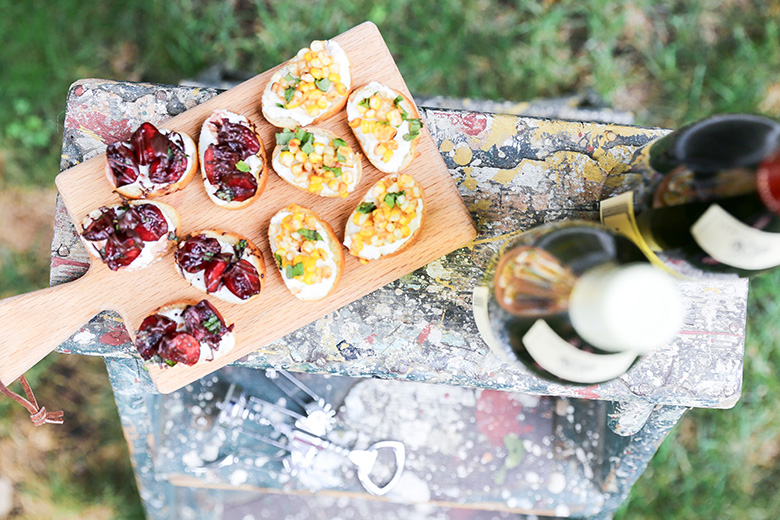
<box><xmin>262</xmin><ymin>40</ymin><xmax>352</xmax><ymax>128</ymax></box>
<box><xmin>346</xmin><ymin>81</ymin><xmax>422</xmax><ymax>173</ymax></box>
<box><xmin>272</xmin><ymin>126</ymin><xmax>362</xmax><ymax>198</ymax></box>
<box><xmin>268</xmin><ymin>204</ymin><xmax>344</xmax><ymax>301</ymax></box>
<box><xmin>343</xmin><ymin>173</ymin><xmax>425</xmax><ymax>262</ymax></box>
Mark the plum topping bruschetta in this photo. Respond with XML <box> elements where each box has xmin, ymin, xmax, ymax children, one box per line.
<box><xmin>262</xmin><ymin>40</ymin><xmax>352</xmax><ymax>128</ymax></box>
<box><xmin>347</xmin><ymin>82</ymin><xmax>422</xmax><ymax>173</ymax></box>
<box><xmin>343</xmin><ymin>173</ymin><xmax>425</xmax><ymax>262</ymax></box>
<box><xmin>268</xmin><ymin>204</ymin><xmax>344</xmax><ymax>301</ymax></box>
<box><xmin>272</xmin><ymin>126</ymin><xmax>362</xmax><ymax>198</ymax></box>
<box><xmin>199</xmin><ymin>110</ymin><xmax>268</xmax><ymax>209</ymax></box>
<box><xmin>175</xmin><ymin>230</ymin><xmax>266</xmax><ymax>304</ymax></box>
<box><xmin>135</xmin><ymin>300</ymin><xmax>235</xmax><ymax>367</ymax></box>
<box><xmin>80</xmin><ymin>200</ymin><xmax>181</xmax><ymax>271</ymax></box>
<box><xmin>105</xmin><ymin>122</ymin><xmax>197</xmax><ymax>198</ymax></box>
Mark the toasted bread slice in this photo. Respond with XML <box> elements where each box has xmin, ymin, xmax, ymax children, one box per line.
<box><xmin>174</xmin><ymin>229</ymin><xmax>266</xmax><ymax>304</ymax></box>
<box><xmin>135</xmin><ymin>299</ymin><xmax>236</xmax><ymax>367</ymax></box>
<box><xmin>268</xmin><ymin>204</ymin><xmax>344</xmax><ymax>301</ymax></box>
<box><xmin>79</xmin><ymin>200</ymin><xmax>181</xmax><ymax>271</ymax></box>
<box><xmin>105</xmin><ymin>122</ymin><xmax>198</xmax><ymax>199</ymax></box>
<box><xmin>346</xmin><ymin>82</ymin><xmax>422</xmax><ymax>173</ymax></box>
<box><xmin>199</xmin><ymin>109</ymin><xmax>268</xmax><ymax>209</ymax></box>
<box><xmin>261</xmin><ymin>40</ymin><xmax>352</xmax><ymax>128</ymax></box>
<box><xmin>343</xmin><ymin>173</ymin><xmax>426</xmax><ymax>262</ymax></box>
<box><xmin>272</xmin><ymin>126</ymin><xmax>362</xmax><ymax>198</ymax></box>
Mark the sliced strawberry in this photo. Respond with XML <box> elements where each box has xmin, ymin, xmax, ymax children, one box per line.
<box><xmin>82</xmin><ymin>207</ymin><xmax>116</xmax><ymax>241</ymax></box>
<box><xmin>132</xmin><ymin>204</ymin><xmax>169</xmax><ymax>241</ymax></box>
<box><xmin>176</xmin><ymin>234</ymin><xmax>222</xmax><ymax>273</ymax></box>
<box><xmin>103</xmin><ymin>233</ymin><xmax>142</xmax><ymax>271</ymax></box>
<box><xmin>135</xmin><ymin>314</ymin><xmax>177</xmax><ymax>360</ymax></box>
<box><xmin>223</xmin><ymin>259</ymin><xmax>262</xmax><ymax>300</ymax></box>
<box><xmin>203</xmin><ymin>254</ymin><xmax>231</xmax><ymax>293</ymax></box>
<box><xmin>106</xmin><ymin>143</ymin><xmax>139</xmax><ymax>187</ymax></box>
<box><xmin>159</xmin><ymin>332</ymin><xmax>201</xmax><ymax>366</ymax></box>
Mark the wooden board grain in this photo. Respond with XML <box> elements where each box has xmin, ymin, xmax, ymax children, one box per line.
<box><xmin>0</xmin><ymin>22</ymin><xmax>476</xmax><ymax>393</ymax></box>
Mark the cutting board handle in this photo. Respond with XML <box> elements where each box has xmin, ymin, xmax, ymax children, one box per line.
<box><xmin>0</xmin><ymin>268</ymin><xmax>120</xmax><ymax>386</ymax></box>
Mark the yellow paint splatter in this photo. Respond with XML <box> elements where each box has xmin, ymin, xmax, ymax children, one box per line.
<box><xmin>479</xmin><ymin>114</ymin><xmax>518</xmax><ymax>152</ymax></box>
<box><xmin>492</xmin><ymin>168</ymin><xmax>518</xmax><ymax>185</ymax></box>
<box><xmin>468</xmin><ymin>198</ymin><xmax>492</xmax><ymax>213</ymax></box>
<box><xmin>545</xmin><ymin>151</ymin><xmax>605</xmax><ymax>183</ymax></box>
<box><xmin>462</xmin><ymin>167</ymin><xmax>478</xmax><ymax>191</ymax></box>
<box><xmin>453</xmin><ymin>145</ymin><xmax>473</xmax><ymax>166</ymax></box>
<box><xmin>435</xmin><ymin>277</ymin><xmax>457</xmax><ymax>291</ymax></box>
<box><xmin>440</xmin><ymin>139</ymin><xmax>455</xmax><ymax>153</ymax></box>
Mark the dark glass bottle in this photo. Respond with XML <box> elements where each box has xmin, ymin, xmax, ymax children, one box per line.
<box><xmin>632</xmin><ymin>114</ymin><xmax>780</xmax><ymax>276</ymax></box>
<box><xmin>476</xmin><ymin>221</ymin><xmax>683</xmax><ymax>385</ymax></box>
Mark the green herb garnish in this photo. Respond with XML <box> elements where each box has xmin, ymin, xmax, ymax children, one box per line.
<box><xmin>276</xmin><ymin>103</ymin><xmax>285</xmax><ymax>108</ymax></box>
<box><xmin>203</xmin><ymin>313</ymin><xmax>222</xmax><ymax>334</ymax></box>
<box><xmin>356</xmin><ymin>202</ymin><xmax>376</xmax><ymax>214</ymax></box>
<box><xmin>285</xmin><ymin>262</ymin><xmax>304</xmax><ymax>278</ymax></box>
<box><xmin>322</xmin><ymin>165</ymin><xmax>342</xmax><ymax>178</ymax></box>
<box><xmin>336</xmin><ymin>151</ymin><xmax>346</xmax><ymax>163</ymax></box>
<box><xmin>298</xmin><ymin>228</ymin><xmax>323</xmax><ymax>241</ymax></box>
<box><xmin>314</xmin><ymin>78</ymin><xmax>331</xmax><ymax>92</ymax></box>
<box><xmin>384</xmin><ymin>191</ymin><xmax>406</xmax><ymax>208</ymax></box>
<box><xmin>403</xmin><ymin>119</ymin><xmax>422</xmax><ymax>141</ymax></box>
<box><xmin>168</xmin><ymin>231</ymin><xmax>178</xmax><ymax>242</ymax></box>
<box><xmin>276</xmin><ymin>128</ymin><xmax>296</xmax><ymax>148</ymax></box>
<box><xmin>215</xmin><ymin>188</ymin><xmax>234</xmax><ymax>201</ymax></box>
<box><xmin>284</xmin><ymin>72</ymin><xmax>301</xmax><ymax>85</ymax></box>
<box><xmin>234</xmin><ymin>239</ymin><xmax>248</xmax><ymax>258</ymax></box>
<box><xmin>357</xmin><ymin>97</ymin><xmax>370</xmax><ymax>109</ymax></box>
<box><xmin>333</xmin><ymin>138</ymin><xmax>347</xmax><ymax>148</ymax></box>
<box><xmin>164</xmin><ymin>358</ymin><xmax>177</xmax><ymax>367</ymax></box>
<box><xmin>301</xmin><ymin>140</ymin><xmax>315</xmax><ymax>154</ymax></box>
<box><xmin>235</xmin><ymin>160</ymin><xmax>250</xmax><ymax>172</ymax></box>
<box><xmin>284</xmin><ymin>87</ymin><xmax>295</xmax><ymax>104</ymax></box>
<box><xmin>274</xmin><ymin>253</ymin><xmax>283</xmax><ymax>269</ymax></box>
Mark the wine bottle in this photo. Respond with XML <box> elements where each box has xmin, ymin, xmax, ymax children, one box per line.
<box><xmin>631</xmin><ymin>114</ymin><xmax>780</xmax><ymax>276</ymax></box>
<box><xmin>474</xmin><ymin>221</ymin><xmax>684</xmax><ymax>385</ymax></box>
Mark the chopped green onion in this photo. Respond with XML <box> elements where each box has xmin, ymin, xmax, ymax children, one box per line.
<box><xmin>203</xmin><ymin>314</ymin><xmax>221</xmax><ymax>334</ymax></box>
<box><xmin>234</xmin><ymin>239</ymin><xmax>248</xmax><ymax>258</ymax></box>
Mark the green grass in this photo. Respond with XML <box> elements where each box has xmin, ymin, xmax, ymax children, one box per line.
<box><xmin>2</xmin><ymin>1</ymin><xmax>780</xmax><ymax>519</ymax></box>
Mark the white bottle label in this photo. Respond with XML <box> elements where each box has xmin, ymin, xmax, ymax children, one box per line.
<box><xmin>690</xmin><ymin>204</ymin><xmax>780</xmax><ymax>270</ymax></box>
<box><xmin>523</xmin><ymin>320</ymin><xmax>637</xmax><ymax>384</ymax></box>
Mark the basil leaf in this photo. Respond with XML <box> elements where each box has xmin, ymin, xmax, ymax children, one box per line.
<box><xmin>164</xmin><ymin>358</ymin><xmax>177</xmax><ymax>367</ymax></box>
<box><xmin>393</xmin><ymin>95</ymin><xmax>404</xmax><ymax>105</ymax></box>
<box><xmin>384</xmin><ymin>191</ymin><xmax>406</xmax><ymax>208</ymax></box>
<box><xmin>333</xmin><ymin>138</ymin><xmax>347</xmax><ymax>148</ymax></box>
<box><xmin>357</xmin><ymin>97</ymin><xmax>370</xmax><ymax>109</ymax></box>
<box><xmin>315</xmin><ymin>78</ymin><xmax>331</xmax><ymax>92</ymax></box>
<box><xmin>286</xmin><ymin>262</ymin><xmax>304</xmax><ymax>278</ymax></box>
<box><xmin>274</xmin><ymin>253</ymin><xmax>283</xmax><ymax>269</ymax></box>
<box><xmin>336</xmin><ymin>151</ymin><xmax>346</xmax><ymax>163</ymax></box>
<box><xmin>301</xmin><ymin>141</ymin><xmax>314</xmax><ymax>155</ymax></box>
<box><xmin>356</xmin><ymin>202</ymin><xmax>376</xmax><ymax>214</ymax></box>
<box><xmin>234</xmin><ymin>239</ymin><xmax>248</xmax><ymax>258</ymax></box>
<box><xmin>276</xmin><ymin>128</ymin><xmax>295</xmax><ymax>147</ymax></box>
<box><xmin>235</xmin><ymin>160</ymin><xmax>251</xmax><ymax>172</ymax></box>
<box><xmin>276</xmin><ymin>103</ymin><xmax>285</xmax><ymax>108</ymax></box>
<box><xmin>298</xmin><ymin>228</ymin><xmax>322</xmax><ymax>241</ymax></box>
<box><xmin>203</xmin><ymin>313</ymin><xmax>222</xmax><ymax>334</ymax></box>
<box><xmin>284</xmin><ymin>72</ymin><xmax>301</xmax><ymax>84</ymax></box>
<box><xmin>284</xmin><ymin>87</ymin><xmax>295</xmax><ymax>104</ymax></box>
<box><xmin>322</xmin><ymin>165</ymin><xmax>342</xmax><ymax>178</ymax></box>
<box><xmin>403</xmin><ymin>119</ymin><xmax>422</xmax><ymax>141</ymax></box>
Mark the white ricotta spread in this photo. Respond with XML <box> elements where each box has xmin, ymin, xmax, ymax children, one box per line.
<box><xmin>113</xmin><ymin>129</ymin><xmax>196</xmax><ymax>193</ymax></box>
<box><xmin>268</xmin><ymin>209</ymin><xmax>340</xmax><ymax>301</ymax></box>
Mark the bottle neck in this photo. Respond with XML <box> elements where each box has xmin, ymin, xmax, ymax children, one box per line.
<box><xmin>757</xmin><ymin>152</ymin><xmax>780</xmax><ymax>217</ymax></box>
<box><xmin>567</xmin><ymin>263</ymin><xmax>684</xmax><ymax>354</ymax></box>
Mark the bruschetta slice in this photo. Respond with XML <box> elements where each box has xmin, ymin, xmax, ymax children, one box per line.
<box><xmin>346</xmin><ymin>82</ymin><xmax>422</xmax><ymax>173</ymax></box>
<box><xmin>105</xmin><ymin>122</ymin><xmax>198</xmax><ymax>198</ymax></box>
<box><xmin>135</xmin><ymin>300</ymin><xmax>235</xmax><ymax>367</ymax></box>
<box><xmin>261</xmin><ymin>40</ymin><xmax>352</xmax><ymax>128</ymax></box>
<box><xmin>175</xmin><ymin>230</ymin><xmax>266</xmax><ymax>304</ymax></box>
<box><xmin>268</xmin><ymin>204</ymin><xmax>344</xmax><ymax>301</ymax></box>
<box><xmin>272</xmin><ymin>126</ymin><xmax>362</xmax><ymax>198</ymax></box>
<box><xmin>80</xmin><ymin>200</ymin><xmax>181</xmax><ymax>271</ymax></box>
<box><xmin>343</xmin><ymin>173</ymin><xmax>425</xmax><ymax>262</ymax></box>
<box><xmin>199</xmin><ymin>109</ymin><xmax>268</xmax><ymax>209</ymax></box>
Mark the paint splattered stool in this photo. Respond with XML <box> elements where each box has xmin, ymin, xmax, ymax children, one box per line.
<box><xmin>53</xmin><ymin>79</ymin><xmax>746</xmax><ymax>519</ymax></box>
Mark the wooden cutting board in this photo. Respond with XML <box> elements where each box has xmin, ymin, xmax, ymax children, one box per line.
<box><xmin>0</xmin><ymin>22</ymin><xmax>477</xmax><ymax>393</ymax></box>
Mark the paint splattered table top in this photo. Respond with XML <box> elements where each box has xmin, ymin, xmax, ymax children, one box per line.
<box><xmin>53</xmin><ymin>79</ymin><xmax>746</xmax><ymax>408</ymax></box>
